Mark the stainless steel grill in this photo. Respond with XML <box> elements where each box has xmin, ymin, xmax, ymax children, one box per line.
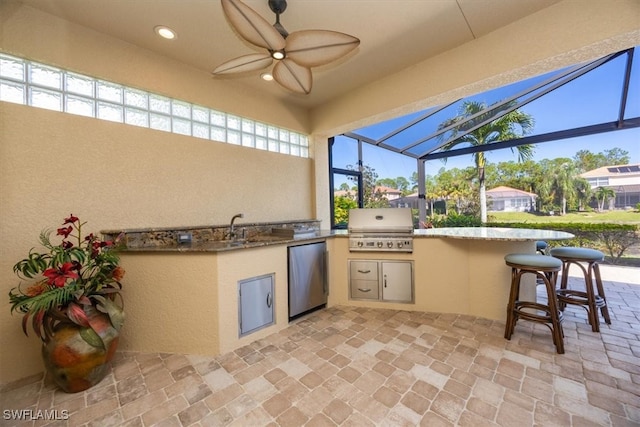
<box><xmin>348</xmin><ymin>208</ymin><xmax>414</xmax><ymax>252</ymax></box>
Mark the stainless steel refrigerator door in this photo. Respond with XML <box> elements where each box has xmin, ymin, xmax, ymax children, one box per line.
<box><xmin>288</xmin><ymin>242</ymin><xmax>327</xmax><ymax>318</ymax></box>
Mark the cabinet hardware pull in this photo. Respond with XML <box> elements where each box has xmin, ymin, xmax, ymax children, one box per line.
<box><xmin>384</xmin><ymin>274</ymin><xmax>387</xmax><ymax>287</ymax></box>
<box><xmin>357</xmin><ymin>269</ymin><xmax>371</xmax><ymax>274</ymax></box>
<box><xmin>266</xmin><ymin>292</ymin><xmax>272</xmax><ymax>308</ymax></box>
<box><xmin>357</xmin><ymin>288</ymin><xmax>371</xmax><ymax>292</ymax></box>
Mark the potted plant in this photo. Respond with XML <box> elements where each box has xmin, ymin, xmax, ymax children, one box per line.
<box><xmin>8</xmin><ymin>214</ymin><xmax>125</xmax><ymax>393</ymax></box>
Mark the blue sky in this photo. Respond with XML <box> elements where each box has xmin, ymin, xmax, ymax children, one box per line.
<box><xmin>335</xmin><ymin>46</ymin><xmax>640</xmax><ymax>183</ymax></box>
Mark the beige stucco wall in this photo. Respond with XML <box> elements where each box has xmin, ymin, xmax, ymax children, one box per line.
<box><xmin>0</xmin><ymin>101</ymin><xmax>314</xmax><ymax>383</ymax></box>
<box><xmin>115</xmin><ymin>253</ymin><xmax>220</xmax><ymax>355</ymax></box>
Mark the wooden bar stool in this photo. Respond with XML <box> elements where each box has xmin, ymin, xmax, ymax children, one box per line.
<box><xmin>549</xmin><ymin>247</ymin><xmax>611</xmax><ymax>332</ymax></box>
<box><xmin>504</xmin><ymin>253</ymin><xmax>564</xmax><ymax>354</ymax></box>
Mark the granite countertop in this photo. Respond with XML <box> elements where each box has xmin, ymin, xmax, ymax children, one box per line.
<box><xmin>113</xmin><ymin>226</ymin><xmax>572</xmax><ymax>253</ymax></box>
<box><xmin>101</xmin><ymin>218</ymin><xmax>320</xmax><ymax>235</ymax></box>
<box><xmin>119</xmin><ymin>230</ymin><xmax>339</xmax><ymax>252</ymax></box>
<box><xmin>413</xmin><ymin>227</ymin><xmax>574</xmax><ymax>241</ymax></box>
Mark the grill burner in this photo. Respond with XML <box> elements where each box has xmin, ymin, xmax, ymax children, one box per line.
<box><xmin>348</xmin><ymin>208</ymin><xmax>414</xmax><ymax>253</ymax></box>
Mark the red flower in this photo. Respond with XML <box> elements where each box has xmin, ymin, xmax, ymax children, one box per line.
<box><xmin>90</xmin><ymin>241</ymin><xmax>103</xmax><ymax>258</ymax></box>
<box><xmin>43</xmin><ymin>263</ymin><xmax>79</xmax><ymax>288</ymax></box>
<box><xmin>61</xmin><ymin>240</ymin><xmax>74</xmax><ymax>250</ymax></box>
<box><xmin>63</xmin><ymin>214</ymin><xmax>79</xmax><ymax>224</ymax></box>
<box><xmin>57</xmin><ymin>226</ymin><xmax>73</xmax><ymax>238</ymax></box>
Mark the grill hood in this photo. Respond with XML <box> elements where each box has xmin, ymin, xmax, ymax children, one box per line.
<box><xmin>348</xmin><ymin>208</ymin><xmax>414</xmax><ymax>235</ymax></box>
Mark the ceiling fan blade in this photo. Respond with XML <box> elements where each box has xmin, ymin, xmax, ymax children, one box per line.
<box><xmin>221</xmin><ymin>0</ymin><xmax>286</xmax><ymax>51</ymax></box>
<box><xmin>213</xmin><ymin>53</ymin><xmax>273</xmax><ymax>75</ymax></box>
<box><xmin>273</xmin><ymin>59</ymin><xmax>312</xmax><ymax>94</ymax></box>
<box><xmin>285</xmin><ymin>30</ymin><xmax>360</xmax><ymax>67</ymax></box>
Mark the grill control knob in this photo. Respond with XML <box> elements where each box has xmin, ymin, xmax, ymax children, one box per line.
<box><xmin>357</xmin><ymin>241</ymin><xmax>363</xmax><ymax>247</ymax></box>
<box><xmin>397</xmin><ymin>242</ymin><xmax>403</xmax><ymax>248</ymax></box>
<box><xmin>387</xmin><ymin>241</ymin><xmax>393</xmax><ymax>248</ymax></box>
<box><xmin>377</xmin><ymin>241</ymin><xmax>383</xmax><ymax>248</ymax></box>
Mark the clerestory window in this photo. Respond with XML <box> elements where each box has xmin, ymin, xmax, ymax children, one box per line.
<box><xmin>0</xmin><ymin>52</ymin><xmax>309</xmax><ymax>158</ymax></box>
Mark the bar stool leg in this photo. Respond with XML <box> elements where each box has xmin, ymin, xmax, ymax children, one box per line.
<box><xmin>557</xmin><ymin>260</ymin><xmax>570</xmax><ymax>311</ymax></box>
<box><xmin>541</xmin><ymin>269</ymin><xmax>564</xmax><ymax>354</ymax></box>
<box><xmin>504</xmin><ymin>268</ymin><xmax>520</xmax><ymax>340</ymax></box>
<box><xmin>584</xmin><ymin>261</ymin><xmax>600</xmax><ymax>332</ymax></box>
<box><xmin>591</xmin><ymin>262</ymin><xmax>612</xmax><ymax>325</ymax></box>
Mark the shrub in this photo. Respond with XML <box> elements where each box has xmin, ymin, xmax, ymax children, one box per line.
<box><xmin>431</xmin><ymin>213</ymin><xmax>482</xmax><ymax>228</ymax></box>
<box><xmin>486</xmin><ymin>222</ymin><xmax>639</xmax><ymax>264</ymax></box>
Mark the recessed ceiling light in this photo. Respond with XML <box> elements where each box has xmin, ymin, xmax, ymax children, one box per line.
<box><xmin>261</xmin><ymin>73</ymin><xmax>274</xmax><ymax>82</ymax></box>
<box><xmin>154</xmin><ymin>26</ymin><xmax>177</xmax><ymax>40</ymax></box>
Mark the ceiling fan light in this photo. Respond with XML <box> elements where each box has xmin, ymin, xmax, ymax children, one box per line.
<box><xmin>271</xmin><ymin>50</ymin><xmax>285</xmax><ymax>60</ymax></box>
<box><xmin>261</xmin><ymin>72</ymin><xmax>274</xmax><ymax>81</ymax></box>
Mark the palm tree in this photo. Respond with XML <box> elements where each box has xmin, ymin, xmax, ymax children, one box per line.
<box><xmin>438</xmin><ymin>101</ymin><xmax>534</xmax><ymax>223</ymax></box>
<box><xmin>539</xmin><ymin>161</ymin><xmax>579</xmax><ymax>215</ymax></box>
<box><xmin>595</xmin><ymin>186</ymin><xmax>616</xmax><ymax>211</ymax></box>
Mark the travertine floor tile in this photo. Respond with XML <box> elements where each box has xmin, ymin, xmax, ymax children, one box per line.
<box><xmin>1</xmin><ymin>272</ymin><xmax>639</xmax><ymax>426</ymax></box>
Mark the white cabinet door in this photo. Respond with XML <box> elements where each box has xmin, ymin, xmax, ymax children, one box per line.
<box><xmin>239</xmin><ymin>274</ymin><xmax>274</xmax><ymax>336</ymax></box>
<box><xmin>381</xmin><ymin>261</ymin><xmax>413</xmax><ymax>302</ymax></box>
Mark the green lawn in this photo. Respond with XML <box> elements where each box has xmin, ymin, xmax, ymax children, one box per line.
<box><xmin>488</xmin><ymin>210</ymin><xmax>640</xmax><ymax>224</ymax></box>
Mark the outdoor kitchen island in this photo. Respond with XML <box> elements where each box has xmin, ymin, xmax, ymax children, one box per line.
<box><xmin>329</xmin><ymin>227</ymin><xmax>574</xmax><ymax>322</ymax></box>
<box><xmin>107</xmin><ymin>223</ymin><xmax>572</xmax><ymax>362</ymax></box>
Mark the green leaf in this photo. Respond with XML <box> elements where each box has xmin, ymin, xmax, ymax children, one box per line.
<box><xmin>94</xmin><ymin>295</ymin><xmax>125</xmax><ymax>331</ymax></box>
<box><xmin>79</xmin><ymin>327</ymin><xmax>105</xmax><ymax>349</ymax></box>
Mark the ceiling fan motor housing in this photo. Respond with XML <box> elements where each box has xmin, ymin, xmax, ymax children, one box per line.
<box><xmin>268</xmin><ymin>0</ymin><xmax>287</xmax><ymax>14</ymax></box>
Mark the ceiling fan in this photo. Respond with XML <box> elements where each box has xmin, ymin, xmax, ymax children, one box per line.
<box><xmin>213</xmin><ymin>0</ymin><xmax>360</xmax><ymax>94</ymax></box>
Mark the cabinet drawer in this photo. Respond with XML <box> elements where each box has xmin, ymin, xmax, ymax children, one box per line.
<box><xmin>349</xmin><ymin>261</ymin><xmax>379</xmax><ymax>281</ymax></box>
<box><xmin>350</xmin><ymin>279</ymin><xmax>379</xmax><ymax>300</ymax></box>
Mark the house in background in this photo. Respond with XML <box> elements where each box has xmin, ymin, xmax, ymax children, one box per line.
<box><xmin>375</xmin><ymin>185</ymin><xmax>402</xmax><ymax>201</ymax></box>
<box><xmin>581</xmin><ymin>164</ymin><xmax>640</xmax><ymax>209</ymax></box>
<box><xmin>390</xmin><ymin>192</ymin><xmax>420</xmax><ymax>209</ymax></box>
<box><xmin>335</xmin><ymin>186</ymin><xmax>402</xmax><ymax>202</ymax></box>
<box><xmin>486</xmin><ymin>186</ymin><xmax>537</xmax><ymax>212</ymax></box>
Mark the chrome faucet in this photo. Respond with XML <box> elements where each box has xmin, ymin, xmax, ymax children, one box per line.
<box><xmin>229</xmin><ymin>213</ymin><xmax>244</xmax><ymax>240</ymax></box>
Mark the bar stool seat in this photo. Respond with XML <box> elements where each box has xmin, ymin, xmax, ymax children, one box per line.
<box><xmin>504</xmin><ymin>253</ymin><xmax>564</xmax><ymax>354</ymax></box>
<box><xmin>549</xmin><ymin>247</ymin><xmax>611</xmax><ymax>332</ymax></box>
